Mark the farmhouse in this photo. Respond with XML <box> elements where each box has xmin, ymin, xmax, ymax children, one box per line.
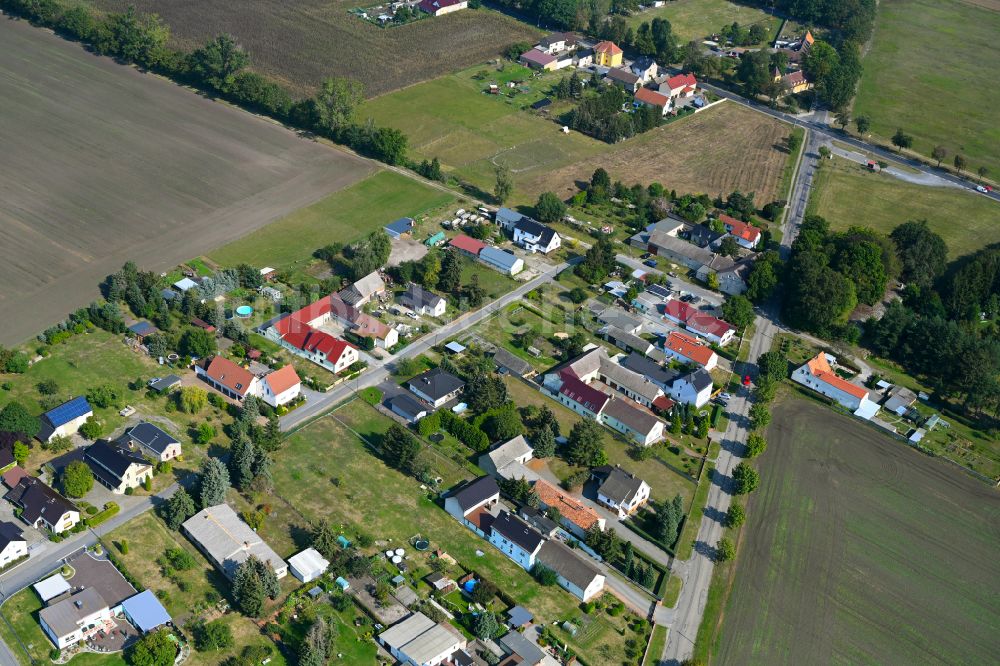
<box><xmin>594</xmin><ymin>40</ymin><xmax>623</xmax><ymax>67</ymax></box>
<box><xmin>606</xmin><ymin>67</ymin><xmax>641</xmax><ymax>93</ymax></box>
<box><xmin>573</xmin><ymin>48</ymin><xmax>595</xmax><ymax>67</ymax></box>
<box><xmin>385</xmin><ymin>217</ymin><xmax>415</xmax><ymax>239</ymax></box>
<box><xmin>39</xmin><ymin>588</ymin><xmax>112</xmax><ymax>649</ymax></box>
<box><xmin>592</xmin><ymin>466</ymin><xmax>650</xmax><ymax>517</ymax></box>
<box><xmin>697</xmin><ymin>257</ymin><xmax>752</xmax><ymax>296</ymax></box>
<box><xmin>793</xmin><ymin>353</ymin><xmax>877</xmax><ymax>416</ymax></box>
<box><xmin>664</xmin><ymin>331</ymin><xmax>718</xmax><ymax>370</ymax></box>
<box><xmin>259</xmin><ymin>364</ymin><xmax>302</xmax><ymax>408</ymax></box>
<box><xmin>81</xmin><ymin>440</ymin><xmax>152</xmax><ymax>494</ymax></box>
<box><xmin>662</xmin><ymin>300</ymin><xmax>736</xmax><ymax>346</ymax></box>
<box><xmin>400</xmin><ymin>283</ymin><xmax>447</xmax><ymax>317</ymax></box>
<box><xmin>339</xmin><ymin>271</ymin><xmax>386</xmax><ymax>307</ymax></box>
<box><xmin>479</xmin><ymin>435</ymin><xmax>535</xmax><ymax>481</ymax></box>
<box><xmin>658</xmin><ymin>72</ymin><xmax>698</xmax><ymax>104</ymax></box>
<box><xmin>183</xmin><ymin>503</ymin><xmax>287</xmax><ymax>579</ymax></box>
<box><xmin>387</xmin><ymin>394</ymin><xmax>429</xmax><ymax>423</ymax></box>
<box><xmin>634</xmin><ymin>87</ymin><xmax>670</xmax><ymax>115</ymax></box>
<box><xmin>444</xmin><ymin>476</ymin><xmax>501</xmax><ymax>537</ymax></box>
<box><xmin>489</xmin><ymin>510</ymin><xmax>544</xmax><ymax>569</ymax></box>
<box><xmin>520</xmin><ymin>49</ymin><xmax>559</xmax><ymax>71</ymax></box>
<box><xmin>195</xmin><ymin>356</ymin><xmax>260</xmax><ymax>401</ymax></box>
<box><xmin>407</xmin><ymin>368</ymin><xmax>465</xmax><ymax>408</ymax></box>
<box><xmin>719</xmin><ymin>214</ymin><xmax>761</xmax><ymax>249</ymax></box>
<box><xmin>419</xmin><ymin>0</ymin><xmax>468</xmax><ymax>15</ymax></box>
<box><xmin>0</xmin><ymin>522</ymin><xmax>26</xmax><ymax>568</ymax></box>
<box><xmin>538</xmin><ymin>31</ymin><xmax>577</xmax><ymax>54</ymax></box>
<box><xmin>117</xmin><ymin>422</ymin><xmax>181</xmax><ymax>462</ymax></box>
<box><xmin>37</xmin><ymin>396</ymin><xmax>93</xmax><ymax>443</ymax></box>
<box><xmin>536</xmin><ymin>539</ymin><xmax>606</xmax><ymax>602</ymax></box>
<box><xmin>4</xmin><ymin>476</ymin><xmax>79</xmax><ymax>533</ymax></box>
<box><xmin>533</xmin><ymin>479</ymin><xmax>605</xmax><ymax>539</ymax></box>
<box><xmin>266</xmin><ymin>296</ymin><xmax>361</xmax><ymax>370</ymax></box>
<box><xmin>378</xmin><ymin>612</ymin><xmax>467</xmax><ymax>666</ymax></box>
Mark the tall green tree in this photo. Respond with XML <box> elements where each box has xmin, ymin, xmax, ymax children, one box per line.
<box><xmin>189</xmin><ymin>34</ymin><xmax>249</xmax><ymax>91</ymax></box>
<box><xmin>199</xmin><ymin>458</ymin><xmax>230</xmax><ymax>509</ymax></box>
<box><xmin>0</xmin><ymin>402</ymin><xmax>40</xmax><ymax>437</ymax></box>
<box><xmin>535</xmin><ymin>192</ymin><xmax>567</xmax><ymax>223</ymax></box>
<box><xmin>162</xmin><ymin>488</ymin><xmax>196</xmax><ymax>530</ymax></box>
<box><xmin>721</xmin><ymin>295</ymin><xmax>755</xmax><ymax>331</ymax></box>
<box><xmin>127</xmin><ymin>628</ymin><xmax>177</xmax><ymax>666</ymax></box>
<box><xmin>315</xmin><ymin>77</ymin><xmax>364</xmax><ymax>133</ymax></box>
<box><xmin>890</xmin><ymin>220</ymin><xmax>947</xmax><ymax>288</ymax></box>
<box><xmin>565</xmin><ymin>420</ymin><xmax>607</xmax><ymax>467</ymax></box>
<box><xmin>494</xmin><ymin>164</ymin><xmax>513</xmax><ymax>204</ymax></box>
<box><xmin>62</xmin><ymin>461</ymin><xmax>94</xmax><ymax>498</ymax></box>
<box><xmin>732</xmin><ymin>462</ymin><xmax>760</xmax><ymax>495</ymax></box>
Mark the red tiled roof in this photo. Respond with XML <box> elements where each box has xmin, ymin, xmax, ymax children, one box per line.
<box><xmin>634</xmin><ymin>87</ymin><xmax>669</xmax><ymax>107</ymax></box>
<box><xmin>264</xmin><ymin>365</ymin><xmax>300</xmax><ymax>395</ymax></box>
<box><xmin>533</xmin><ymin>480</ymin><xmax>602</xmax><ymax>531</ymax></box>
<box><xmin>293</xmin><ymin>296</ymin><xmax>335</xmax><ymax>326</ymax></box>
<box><xmin>666</xmin><ymin>331</ymin><xmax>717</xmax><ymax>367</ymax></box>
<box><xmin>806</xmin><ymin>354</ymin><xmax>868</xmax><ymax>400</ymax></box>
<box><xmin>666</xmin><ymin>72</ymin><xmax>697</xmax><ymax>92</ymax></box>
<box><xmin>664</xmin><ymin>299</ymin><xmax>697</xmax><ymax>322</ymax></box>
<box><xmin>687</xmin><ymin>313</ymin><xmax>734</xmax><ymax>339</ymax></box>
<box><xmin>719</xmin><ymin>214</ymin><xmax>761</xmax><ymax>243</ymax></box>
<box><xmin>595</xmin><ymin>41</ymin><xmax>622</xmax><ymax>55</ymax></box>
<box><xmin>652</xmin><ymin>395</ymin><xmax>676</xmax><ymax>412</ymax></box>
<box><xmin>449</xmin><ymin>234</ymin><xmax>486</xmax><ymax>255</ymax></box>
<box><xmin>782</xmin><ymin>70</ymin><xmax>807</xmax><ymax>86</ymax></box>
<box><xmin>204</xmin><ymin>356</ymin><xmax>256</xmax><ymax>397</ymax></box>
<box><xmin>558</xmin><ymin>375</ymin><xmax>610</xmax><ymax>414</ymax></box>
<box><xmin>190</xmin><ymin>317</ymin><xmax>216</xmax><ymax>332</ymax></box>
<box><xmin>2</xmin><ymin>466</ymin><xmax>28</xmax><ymax>489</ymax></box>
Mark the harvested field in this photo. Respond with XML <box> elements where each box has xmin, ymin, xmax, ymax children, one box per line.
<box><xmin>713</xmin><ymin>397</ymin><xmax>1000</xmax><ymax>665</ymax></box>
<box><xmin>85</xmin><ymin>0</ymin><xmax>541</xmax><ymax>97</ymax></box>
<box><xmin>0</xmin><ymin>18</ymin><xmax>370</xmax><ymax>346</ymax></box>
<box><xmin>625</xmin><ymin>0</ymin><xmax>780</xmax><ymax>43</ymax></box>
<box><xmin>521</xmin><ymin>101</ymin><xmax>793</xmax><ymax>202</ymax></box>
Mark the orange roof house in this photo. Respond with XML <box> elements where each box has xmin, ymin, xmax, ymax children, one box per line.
<box><xmin>665</xmin><ymin>331</ymin><xmax>718</xmax><ymax>370</ymax></box>
<box><xmin>594</xmin><ymin>41</ymin><xmax>623</xmax><ymax>67</ymax></box>
<box><xmin>792</xmin><ymin>352</ymin><xmax>873</xmax><ymax>413</ymax></box>
<box><xmin>634</xmin><ymin>87</ymin><xmax>670</xmax><ymax>115</ymax></box>
<box><xmin>532</xmin><ymin>479</ymin><xmax>605</xmax><ymax>538</ymax></box>
<box><xmin>719</xmin><ymin>214</ymin><xmax>762</xmax><ymax>248</ymax></box>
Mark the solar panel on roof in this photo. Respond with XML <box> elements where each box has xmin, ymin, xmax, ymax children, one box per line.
<box><xmin>44</xmin><ymin>397</ymin><xmax>92</xmax><ymax>427</ymax></box>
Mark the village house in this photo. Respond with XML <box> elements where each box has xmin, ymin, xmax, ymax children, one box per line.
<box><xmin>39</xmin><ymin>588</ymin><xmax>112</xmax><ymax>649</ymax></box>
<box><xmin>418</xmin><ymin>0</ymin><xmax>467</xmax><ymax>16</ymax></box>
<box><xmin>668</xmin><ymin>368</ymin><xmax>714</xmax><ymax>408</ymax></box>
<box><xmin>387</xmin><ymin>394</ymin><xmax>429</xmax><ymax>423</ymax></box>
<box><xmin>489</xmin><ymin>510</ymin><xmax>545</xmax><ymax>569</ymax></box>
<box><xmin>37</xmin><ymin>396</ymin><xmax>93</xmax><ymax>443</ymax></box>
<box><xmin>378</xmin><ymin>612</ymin><xmax>468</xmax><ymax>666</ymax></box>
<box><xmin>266</xmin><ymin>304</ymin><xmax>359</xmax><ymax>373</ymax></box>
<box><xmin>183</xmin><ymin>503</ymin><xmax>287</xmax><ymax>579</ymax></box>
<box><xmin>444</xmin><ymin>476</ymin><xmax>501</xmax><ymax>537</ymax></box>
<box><xmin>573</xmin><ymin>47</ymin><xmax>595</xmax><ymax>67</ymax></box>
<box><xmin>520</xmin><ymin>48</ymin><xmax>559</xmax><ymax>71</ymax></box>
<box><xmin>597</xmin><ymin>308</ymin><xmax>643</xmax><ymax>335</ymax></box>
<box><xmin>793</xmin><ymin>352</ymin><xmax>878</xmax><ymax>417</ymax></box>
<box><xmin>594</xmin><ymin>40</ymin><xmax>623</xmax><ymax>67</ymax></box>
<box><xmin>338</xmin><ymin>270</ymin><xmax>386</xmax><ymax>307</ymax></box>
<box><xmin>4</xmin><ymin>476</ymin><xmax>79</xmax><ymax>533</ymax></box>
<box><xmin>662</xmin><ymin>300</ymin><xmax>736</xmax><ymax>346</ymax></box>
<box><xmin>195</xmin><ymin>356</ymin><xmax>260</xmax><ymax>401</ymax></box>
<box><xmin>495</xmin><ymin>207</ymin><xmax>562</xmax><ymax>254</ymax></box>
<box><xmin>664</xmin><ymin>331</ymin><xmax>719</xmax><ymax>370</ymax></box>
<box><xmin>696</xmin><ymin>257</ymin><xmax>752</xmax><ymax>296</ymax></box>
<box><xmin>634</xmin><ymin>86</ymin><xmax>670</xmax><ymax>116</ymax></box>
<box><xmin>533</xmin><ymin>479</ymin><xmax>605</xmax><ymax>539</ymax></box>
<box><xmin>592</xmin><ymin>466</ymin><xmax>651</xmax><ymax>518</ymax></box>
<box><xmin>601</xmin><ymin>397</ymin><xmax>665</xmax><ymax>446</ymax></box>
<box><xmin>606</xmin><ymin>67</ymin><xmax>641</xmax><ymax>93</ymax></box>
<box><xmin>630</xmin><ymin>56</ymin><xmax>659</xmax><ymax>82</ymax></box>
<box><xmin>400</xmin><ymin>283</ymin><xmax>447</xmax><ymax>317</ymax></box>
<box><xmin>773</xmin><ymin>67</ymin><xmax>811</xmax><ymax>94</ymax></box>
<box><xmin>80</xmin><ymin>440</ymin><xmax>152</xmax><ymax>494</ymax></box>
<box><xmin>0</xmin><ymin>522</ymin><xmax>27</xmax><ymax>568</ymax></box>
<box><xmin>536</xmin><ymin>539</ymin><xmax>606</xmax><ymax>602</ymax></box>
<box><xmin>407</xmin><ymin>368</ymin><xmax>465</xmax><ymax>408</ymax></box>
<box><xmin>117</xmin><ymin>422</ymin><xmax>182</xmax><ymax>462</ymax></box>
<box><xmin>719</xmin><ymin>214</ymin><xmax>762</xmax><ymax>249</ymax></box>
<box><xmin>479</xmin><ymin>435</ymin><xmax>536</xmax><ymax>481</ymax></box>
<box><xmin>620</xmin><ymin>352</ymin><xmax>679</xmax><ymax>393</ymax></box>
<box><xmin>538</xmin><ymin>31</ymin><xmax>577</xmax><ymax>54</ymax></box>
<box><xmin>257</xmin><ymin>364</ymin><xmax>301</xmax><ymax>408</ymax></box>
<box><xmin>658</xmin><ymin>72</ymin><xmax>698</xmax><ymax>107</ymax></box>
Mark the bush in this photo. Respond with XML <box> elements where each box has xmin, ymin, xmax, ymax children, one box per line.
<box><xmin>85</xmin><ymin>502</ymin><xmax>120</xmax><ymax>527</ymax></box>
<box><xmin>78</xmin><ymin>417</ymin><xmax>103</xmax><ymax>440</ymax></box>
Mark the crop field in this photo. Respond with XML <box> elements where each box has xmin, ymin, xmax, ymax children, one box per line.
<box><xmin>852</xmin><ymin>0</ymin><xmax>1000</xmax><ymax>177</ymax></box>
<box><xmin>86</xmin><ymin>0</ymin><xmax>541</xmax><ymax>97</ymax></box>
<box><xmin>625</xmin><ymin>0</ymin><xmax>781</xmax><ymax>43</ymax></box>
<box><xmin>0</xmin><ymin>19</ymin><xmax>369</xmax><ymax>346</ymax></box>
<box><xmin>711</xmin><ymin>397</ymin><xmax>1000</xmax><ymax>665</ymax></box>
<box><xmin>807</xmin><ymin>156</ymin><xmax>1000</xmax><ymax>259</ymax></box>
<box><xmin>363</xmin><ymin>71</ymin><xmax>794</xmax><ymax>204</ymax></box>
<box><xmin>208</xmin><ymin>171</ymin><xmax>455</xmax><ymax>270</ymax></box>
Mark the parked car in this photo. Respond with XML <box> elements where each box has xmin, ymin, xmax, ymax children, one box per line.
<box><xmin>668</xmin><ymin>271</ymin><xmax>677</xmax><ymax>277</ymax></box>
<box><xmin>719</xmin><ymin>392</ymin><xmax>732</xmax><ymax>403</ymax></box>
<box><xmin>641</xmin><ymin>252</ymin><xmax>652</xmax><ymax>259</ymax></box>
<box><xmin>643</xmin><ymin>259</ymin><xmax>657</xmax><ymax>267</ymax></box>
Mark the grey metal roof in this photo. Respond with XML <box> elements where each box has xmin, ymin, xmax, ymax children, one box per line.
<box><xmin>492</xmin><ymin>348</ymin><xmax>533</xmax><ymax>376</ymax></box>
<box><xmin>148</xmin><ymin>375</ymin><xmax>181</xmax><ymax>393</ymax></box>
<box><xmin>491</xmin><ymin>511</ymin><xmax>543</xmax><ymax>553</ymax></box>
<box><xmin>601</xmin><ymin>398</ymin><xmax>662</xmax><ymax>437</ymax></box>
<box><xmin>387</xmin><ymin>394</ymin><xmax>427</xmax><ymax>420</ymax></box>
<box><xmin>379</xmin><ymin>612</ymin><xmax>463</xmax><ymax>664</ymax></box>
<box><xmin>484</xmin><ymin>436</ymin><xmax>533</xmax><ymax>472</ymax></box>
<box><xmin>622</xmin><ymin>352</ymin><xmax>679</xmax><ymax>387</ymax></box>
<box><xmin>480</xmin><ymin>246</ymin><xmax>521</xmax><ymax>271</ymax></box>
<box><xmin>499</xmin><ymin>629</ymin><xmax>546</xmax><ymax>665</ymax></box>
<box><xmin>182</xmin><ymin>504</ymin><xmax>285</xmax><ymax>579</ymax></box>
<box><xmin>536</xmin><ymin>539</ymin><xmax>603</xmax><ymax>592</ymax></box>
<box><xmin>122</xmin><ymin>422</ymin><xmax>179</xmax><ymax>455</ymax></box>
<box><xmin>450</xmin><ymin>476</ymin><xmax>499</xmax><ymax>513</ymax></box>
<box><xmin>39</xmin><ymin>588</ymin><xmax>107</xmax><ymax>638</ymax></box>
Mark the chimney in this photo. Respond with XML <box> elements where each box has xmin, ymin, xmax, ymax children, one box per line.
<box><xmin>244</xmin><ymin>541</ymin><xmax>250</xmax><ymax>550</ymax></box>
<box><xmin>75</xmin><ymin>600</ymin><xmax>83</xmax><ymax>608</ymax></box>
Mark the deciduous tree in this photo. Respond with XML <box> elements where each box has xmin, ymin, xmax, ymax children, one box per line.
<box><xmin>62</xmin><ymin>461</ymin><xmax>94</xmax><ymax>498</ymax></box>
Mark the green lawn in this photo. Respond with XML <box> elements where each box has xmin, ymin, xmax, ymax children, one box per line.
<box><xmin>207</xmin><ymin>170</ymin><xmax>455</xmax><ymax>270</ymax></box>
<box><xmin>645</xmin><ymin>624</ymin><xmax>669</xmax><ymax>664</ymax></box>
<box><xmin>625</xmin><ymin>0</ymin><xmax>781</xmax><ymax>42</ymax></box>
<box><xmin>852</xmin><ymin>0</ymin><xmax>1000</xmax><ymax>179</ymax></box>
<box><xmin>674</xmin><ymin>462</ymin><xmax>713</xmax><ymax>560</ymax></box>
<box><xmin>269</xmin><ymin>407</ymin><xmax>580</xmax><ymax>621</ymax></box>
<box><xmin>807</xmin><ymin>156</ymin><xmax>1000</xmax><ymax>258</ymax></box>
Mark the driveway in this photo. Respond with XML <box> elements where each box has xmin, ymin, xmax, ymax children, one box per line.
<box><xmin>616</xmin><ymin>255</ymin><xmax>723</xmax><ymax>310</ymax></box>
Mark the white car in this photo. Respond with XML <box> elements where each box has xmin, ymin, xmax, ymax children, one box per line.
<box><xmin>975</xmin><ymin>185</ymin><xmax>991</xmax><ymax>194</ymax></box>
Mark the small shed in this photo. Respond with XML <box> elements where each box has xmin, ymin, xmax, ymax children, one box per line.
<box><xmin>173</xmin><ymin>277</ymin><xmax>198</xmax><ymax>292</ymax></box>
<box><xmin>121</xmin><ymin>589</ymin><xmax>171</xmax><ymax>634</ymax></box>
<box><xmin>444</xmin><ymin>341</ymin><xmax>467</xmax><ymax>354</ymax></box>
<box><xmin>425</xmin><ymin>231</ymin><xmax>446</xmax><ymax>247</ymax></box>
<box><xmin>334</xmin><ymin>576</ymin><xmax>350</xmax><ymax>591</ymax></box>
<box><xmin>507</xmin><ymin>605</ymin><xmax>534</xmax><ymax>628</ymax></box>
<box><xmin>34</xmin><ymin>574</ymin><xmax>71</xmax><ymax>603</ymax></box>
<box><xmin>385</xmin><ymin>217</ymin><xmax>415</xmax><ymax>239</ymax></box>
<box><xmin>288</xmin><ymin>547</ymin><xmax>331</xmax><ymax>583</ymax></box>
<box><xmin>128</xmin><ymin>321</ymin><xmax>158</xmax><ymax>340</ymax></box>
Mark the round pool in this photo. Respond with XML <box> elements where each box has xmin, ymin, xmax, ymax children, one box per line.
<box><xmin>235</xmin><ymin>305</ymin><xmax>254</xmax><ymax>318</ymax></box>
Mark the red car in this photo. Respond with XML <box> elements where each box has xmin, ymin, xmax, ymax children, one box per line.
<box><xmin>742</xmin><ymin>375</ymin><xmax>752</xmax><ymax>387</ymax></box>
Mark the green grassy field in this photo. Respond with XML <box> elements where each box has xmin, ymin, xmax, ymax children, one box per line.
<box><xmin>852</xmin><ymin>0</ymin><xmax>1000</xmax><ymax>178</ymax></box>
<box><xmin>711</xmin><ymin>397</ymin><xmax>1000</xmax><ymax>664</ymax></box>
<box><xmin>270</xmin><ymin>404</ymin><xmax>580</xmax><ymax>621</ymax></box>
<box><xmin>625</xmin><ymin>0</ymin><xmax>781</xmax><ymax>42</ymax></box>
<box><xmin>644</xmin><ymin>624</ymin><xmax>669</xmax><ymax>664</ymax></box>
<box><xmin>208</xmin><ymin>170</ymin><xmax>455</xmax><ymax>270</ymax></box>
<box><xmin>807</xmin><ymin>156</ymin><xmax>1000</xmax><ymax>258</ymax></box>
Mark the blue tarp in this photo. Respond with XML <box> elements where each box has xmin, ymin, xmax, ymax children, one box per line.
<box><xmin>122</xmin><ymin>590</ymin><xmax>171</xmax><ymax>633</ymax></box>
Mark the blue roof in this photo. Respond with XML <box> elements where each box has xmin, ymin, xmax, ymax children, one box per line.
<box><xmin>128</xmin><ymin>321</ymin><xmax>156</xmax><ymax>336</ymax></box>
<box><xmin>335</xmin><ymin>576</ymin><xmax>350</xmax><ymax>590</ymax></box>
<box><xmin>121</xmin><ymin>590</ymin><xmax>171</xmax><ymax>633</ymax></box>
<box><xmin>480</xmin><ymin>246</ymin><xmax>521</xmax><ymax>271</ymax></box>
<box><xmin>44</xmin><ymin>396</ymin><xmax>92</xmax><ymax>428</ymax></box>
<box><xmin>496</xmin><ymin>207</ymin><xmax>525</xmax><ymax>226</ymax></box>
<box><xmin>385</xmin><ymin>217</ymin><xmax>414</xmax><ymax>234</ymax></box>
<box><xmin>445</xmin><ymin>341</ymin><xmax>467</xmax><ymax>354</ymax></box>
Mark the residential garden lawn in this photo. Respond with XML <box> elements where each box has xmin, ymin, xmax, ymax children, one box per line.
<box><xmin>208</xmin><ymin>170</ymin><xmax>454</xmax><ymax>272</ymax></box>
<box><xmin>268</xmin><ymin>410</ymin><xmax>580</xmax><ymax>621</ymax></box>
<box><xmin>806</xmin><ymin>156</ymin><xmax>1000</xmax><ymax>259</ymax></box>
<box><xmin>708</xmin><ymin>396</ymin><xmax>1000</xmax><ymax>665</ymax></box>
<box><xmin>362</xmin><ymin>72</ymin><xmax>793</xmax><ymax>204</ymax></box>
<box><xmin>625</xmin><ymin>0</ymin><xmax>781</xmax><ymax>43</ymax></box>
<box><xmin>502</xmin><ymin>377</ymin><xmax>696</xmax><ymax>504</ymax></box>
<box><xmin>852</xmin><ymin>0</ymin><xmax>1000</xmax><ymax>178</ymax></box>
<box><xmin>274</xmin><ymin>593</ymin><xmax>377</xmax><ymax>664</ymax></box>
<box><xmin>556</xmin><ymin>601</ymin><xmax>651</xmax><ymax>666</ymax></box>
<box><xmin>458</xmin><ymin>255</ymin><xmax>517</xmax><ymax>301</ymax></box>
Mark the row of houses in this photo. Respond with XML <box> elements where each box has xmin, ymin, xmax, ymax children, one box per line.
<box><xmin>196</xmin><ymin>355</ymin><xmax>303</xmax><ymax>406</ymax></box>
<box><xmin>449</xmin><ymin>234</ymin><xmax>525</xmax><ymax>276</ymax></box>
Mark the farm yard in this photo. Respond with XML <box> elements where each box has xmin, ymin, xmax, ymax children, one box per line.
<box><xmin>363</xmin><ymin>69</ymin><xmax>795</xmax><ymax>205</ymax></box>
<box><xmin>0</xmin><ymin>18</ymin><xmax>369</xmax><ymax>346</ymax></box>
<box><xmin>710</xmin><ymin>397</ymin><xmax>1000</xmax><ymax>665</ymax></box>
<box><xmin>84</xmin><ymin>0</ymin><xmax>541</xmax><ymax>97</ymax></box>
<box><xmin>625</xmin><ymin>0</ymin><xmax>782</xmax><ymax>43</ymax></box>
<box><xmin>807</xmin><ymin>156</ymin><xmax>1000</xmax><ymax>259</ymax></box>
<box><xmin>852</xmin><ymin>0</ymin><xmax>1000</xmax><ymax>178</ymax></box>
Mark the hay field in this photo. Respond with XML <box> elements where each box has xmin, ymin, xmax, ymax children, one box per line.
<box><xmin>0</xmin><ymin>18</ymin><xmax>370</xmax><ymax>345</ymax></box>
<box><xmin>86</xmin><ymin>0</ymin><xmax>541</xmax><ymax>97</ymax></box>
<box><xmin>713</xmin><ymin>397</ymin><xmax>1000</xmax><ymax>665</ymax></box>
<box><xmin>625</xmin><ymin>0</ymin><xmax>781</xmax><ymax>43</ymax></box>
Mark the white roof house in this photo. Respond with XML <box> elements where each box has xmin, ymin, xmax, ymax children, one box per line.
<box><xmin>288</xmin><ymin>548</ymin><xmax>330</xmax><ymax>583</ymax></box>
<box><xmin>34</xmin><ymin>574</ymin><xmax>71</xmax><ymax>603</ymax></box>
<box><xmin>378</xmin><ymin>611</ymin><xmax>466</xmax><ymax>666</ymax></box>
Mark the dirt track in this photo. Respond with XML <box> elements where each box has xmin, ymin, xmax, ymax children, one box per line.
<box><xmin>715</xmin><ymin>397</ymin><xmax>1000</xmax><ymax>665</ymax></box>
<box><xmin>0</xmin><ymin>17</ymin><xmax>372</xmax><ymax>345</ymax></box>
